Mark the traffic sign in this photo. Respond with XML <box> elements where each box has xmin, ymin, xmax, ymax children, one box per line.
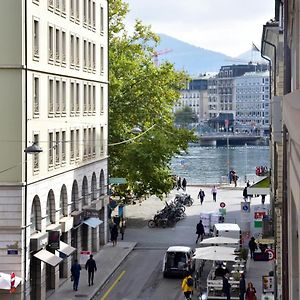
<box><xmin>265</xmin><ymin>249</ymin><xmax>275</xmax><ymax>261</ymax></box>
<box><xmin>220</xmin><ymin>202</ymin><xmax>226</xmax><ymax>208</ymax></box>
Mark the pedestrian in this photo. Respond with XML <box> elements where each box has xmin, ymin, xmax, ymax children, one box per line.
<box><xmin>177</xmin><ymin>176</ymin><xmax>182</xmax><ymax>190</ymax></box>
<box><xmin>233</xmin><ymin>172</ymin><xmax>238</xmax><ymax>187</ymax></box>
<box><xmin>261</xmin><ymin>194</ymin><xmax>266</xmax><ymax>204</ymax></box>
<box><xmin>243</xmin><ymin>186</ymin><xmax>248</xmax><ymax>201</ymax></box>
<box><xmin>85</xmin><ymin>254</ymin><xmax>97</xmax><ymax>286</ymax></box>
<box><xmin>239</xmin><ymin>273</ymin><xmax>246</xmax><ymax>300</ymax></box>
<box><xmin>248</xmin><ymin>237</ymin><xmax>257</xmax><ymax>259</ymax></box>
<box><xmin>181</xmin><ymin>271</ymin><xmax>193</xmax><ymax>300</ymax></box>
<box><xmin>196</xmin><ymin>220</ymin><xmax>205</xmax><ymax>243</ymax></box>
<box><xmin>182</xmin><ymin>178</ymin><xmax>187</xmax><ymax>191</ymax></box>
<box><xmin>223</xmin><ymin>272</ymin><xmax>231</xmax><ymax>300</ymax></box>
<box><xmin>198</xmin><ymin>188</ymin><xmax>205</xmax><ymax>205</ymax></box>
<box><xmin>211</xmin><ymin>185</ymin><xmax>217</xmax><ymax>202</ymax></box>
<box><xmin>110</xmin><ymin>223</ymin><xmax>119</xmax><ymax>246</ymax></box>
<box><xmin>119</xmin><ymin>221</ymin><xmax>125</xmax><ymax>240</ymax></box>
<box><xmin>71</xmin><ymin>259</ymin><xmax>81</xmax><ymax>291</ymax></box>
<box><xmin>245</xmin><ymin>282</ymin><xmax>256</xmax><ymax>300</ymax></box>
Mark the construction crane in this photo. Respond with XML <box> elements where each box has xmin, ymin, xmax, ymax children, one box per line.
<box><xmin>152</xmin><ymin>48</ymin><xmax>172</xmax><ymax>66</ymax></box>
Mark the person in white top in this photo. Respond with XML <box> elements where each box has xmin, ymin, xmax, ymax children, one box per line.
<box><xmin>211</xmin><ymin>185</ymin><xmax>217</xmax><ymax>202</ymax></box>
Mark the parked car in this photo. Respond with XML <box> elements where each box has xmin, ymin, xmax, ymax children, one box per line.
<box><xmin>162</xmin><ymin>246</ymin><xmax>195</xmax><ymax>278</ymax></box>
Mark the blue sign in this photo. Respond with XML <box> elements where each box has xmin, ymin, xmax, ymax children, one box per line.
<box><xmin>241</xmin><ymin>202</ymin><xmax>250</xmax><ymax>212</ymax></box>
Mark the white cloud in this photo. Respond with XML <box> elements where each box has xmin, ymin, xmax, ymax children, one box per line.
<box><xmin>124</xmin><ymin>0</ymin><xmax>274</xmax><ymax>56</ymax></box>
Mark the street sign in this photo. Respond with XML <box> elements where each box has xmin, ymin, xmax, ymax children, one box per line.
<box><xmin>241</xmin><ymin>202</ymin><xmax>250</xmax><ymax>213</ymax></box>
<box><xmin>220</xmin><ymin>202</ymin><xmax>226</xmax><ymax>208</ymax></box>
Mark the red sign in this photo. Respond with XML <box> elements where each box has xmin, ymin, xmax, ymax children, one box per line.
<box><xmin>254</xmin><ymin>212</ymin><xmax>266</xmax><ymax>219</ymax></box>
<box><xmin>220</xmin><ymin>202</ymin><xmax>226</xmax><ymax>208</ymax></box>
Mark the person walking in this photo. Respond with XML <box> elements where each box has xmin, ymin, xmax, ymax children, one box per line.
<box><xmin>177</xmin><ymin>176</ymin><xmax>182</xmax><ymax>190</ymax></box>
<box><xmin>70</xmin><ymin>259</ymin><xmax>81</xmax><ymax>291</ymax></box>
<box><xmin>239</xmin><ymin>273</ymin><xmax>246</xmax><ymax>300</ymax></box>
<box><xmin>243</xmin><ymin>186</ymin><xmax>248</xmax><ymax>201</ymax></box>
<box><xmin>248</xmin><ymin>237</ymin><xmax>257</xmax><ymax>259</ymax></box>
<box><xmin>181</xmin><ymin>271</ymin><xmax>193</xmax><ymax>300</ymax></box>
<box><xmin>211</xmin><ymin>185</ymin><xmax>217</xmax><ymax>202</ymax></box>
<box><xmin>232</xmin><ymin>172</ymin><xmax>238</xmax><ymax>187</ymax></box>
<box><xmin>245</xmin><ymin>282</ymin><xmax>256</xmax><ymax>300</ymax></box>
<box><xmin>222</xmin><ymin>273</ymin><xmax>231</xmax><ymax>300</ymax></box>
<box><xmin>198</xmin><ymin>189</ymin><xmax>205</xmax><ymax>205</ymax></box>
<box><xmin>110</xmin><ymin>223</ymin><xmax>119</xmax><ymax>246</ymax></box>
<box><xmin>182</xmin><ymin>178</ymin><xmax>187</xmax><ymax>191</ymax></box>
<box><xmin>196</xmin><ymin>220</ymin><xmax>205</xmax><ymax>243</ymax></box>
<box><xmin>261</xmin><ymin>194</ymin><xmax>266</xmax><ymax>204</ymax></box>
<box><xmin>85</xmin><ymin>254</ymin><xmax>97</xmax><ymax>286</ymax></box>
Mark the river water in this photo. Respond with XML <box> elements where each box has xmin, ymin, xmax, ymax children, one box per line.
<box><xmin>171</xmin><ymin>144</ymin><xmax>270</xmax><ymax>185</ymax></box>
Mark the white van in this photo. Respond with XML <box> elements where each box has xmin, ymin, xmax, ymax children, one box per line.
<box><xmin>162</xmin><ymin>246</ymin><xmax>195</xmax><ymax>278</ymax></box>
<box><xmin>213</xmin><ymin>223</ymin><xmax>241</xmax><ymax>247</ymax></box>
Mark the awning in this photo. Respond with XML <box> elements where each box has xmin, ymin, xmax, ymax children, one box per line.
<box><xmin>57</xmin><ymin>241</ymin><xmax>76</xmax><ymax>257</ymax></box>
<box><xmin>83</xmin><ymin>218</ymin><xmax>103</xmax><ymax>228</ymax></box>
<box><xmin>33</xmin><ymin>249</ymin><xmax>62</xmax><ymax>267</ymax></box>
<box><xmin>0</xmin><ymin>272</ymin><xmax>22</xmax><ymax>290</ymax></box>
<box><xmin>109</xmin><ymin>177</ymin><xmax>127</xmax><ymax>185</ymax></box>
<box><xmin>247</xmin><ymin>176</ymin><xmax>270</xmax><ymax>195</ymax></box>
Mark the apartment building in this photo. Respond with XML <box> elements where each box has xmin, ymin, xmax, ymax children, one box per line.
<box><xmin>175</xmin><ymin>78</ymin><xmax>209</xmax><ymax>123</ymax></box>
<box><xmin>0</xmin><ymin>1</ymin><xmax>108</xmax><ymax>299</ymax></box>
<box><xmin>234</xmin><ymin>71</ymin><xmax>270</xmax><ymax>135</ymax></box>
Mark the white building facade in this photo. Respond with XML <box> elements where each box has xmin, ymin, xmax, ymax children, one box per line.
<box><xmin>0</xmin><ymin>1</ymin><xmax>108</xmax><ymax>299</ymax></box>
<box><xmin>234</xmin><ymin>71</ymin><xmax>270</xmax><ymax>135</ymax></box>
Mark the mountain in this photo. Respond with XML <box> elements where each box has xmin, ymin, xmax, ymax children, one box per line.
<box><xmin>236</xmin><ymin>49</ymin><xmax>267</xmax><ymax>64</ymax></box>
<box><xmin>156</xmin><ymin>33</ymin><xmax>233</xmax><ymax>75</ymax></box>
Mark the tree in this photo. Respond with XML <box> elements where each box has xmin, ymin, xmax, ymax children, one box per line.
<box><xmin>109</xmin><ymin>0</ymin><xmax>195</xmax><ymax>199</ymax></box>
<box><xmin>174</xmin><ymin>106</ymin><xmax>198</xmax><ymax>127</ymax></box>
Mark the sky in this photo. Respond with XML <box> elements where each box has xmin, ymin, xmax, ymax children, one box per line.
<box><xmin>124</xmin><ymin>0</ymin><xmax>275</xmax><ymax>57</ymax></box>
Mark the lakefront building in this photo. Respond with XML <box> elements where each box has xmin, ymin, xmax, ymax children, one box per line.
<box><xmin>0</xmin><ymin>1</ymin><xmax>108</xmax><ymax>299</ymax></box>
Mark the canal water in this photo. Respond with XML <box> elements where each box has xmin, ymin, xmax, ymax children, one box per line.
<box><xmin>171</xmin><ymin>144</ymin><xmax>270</xmax><ymax>185</ymax></box>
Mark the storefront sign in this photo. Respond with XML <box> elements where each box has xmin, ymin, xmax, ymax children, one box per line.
<box><xmin>83</xmin><ymin>208</ymin><xmax>100</xmax><ymax>218</ymax></box>
<box><xmin>48</xmin><ymin>231</ymin><xmax>60</xmax><ymax>250</ymax></box>
<box><xmin>254</xmin><ymin>211</ymin><xmax>266</xmax><ymax>219</ymax></box>
<box><xmin>7</xmin><ymin>249</ymin><xmax>18</xmax><ymax>255</ymax></box>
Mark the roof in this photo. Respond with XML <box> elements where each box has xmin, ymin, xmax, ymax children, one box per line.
<box><xmin>247</xmin><ymin>176</ymin><xmax>270</xmax><ymax>195</ymax></box>
<box><xmin>166</xmin><ymin>246</ymin><xmax>192</xmax><ymax>253</ymax></box>
<box><xmin>214</xmin><ymin>223</ymin><xmax>240</xmax><ymax>231</ymax></box>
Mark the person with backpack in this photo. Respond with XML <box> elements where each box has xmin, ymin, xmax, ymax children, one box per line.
<box><xmin>181</xmin><ymin>271</ymin><xmax>193</xmax><ymax>300</ymax></box>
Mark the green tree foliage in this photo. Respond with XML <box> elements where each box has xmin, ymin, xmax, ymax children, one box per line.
<box><xmin>109</xmin><ymin>0</ymin><xmax>196</xmax><ymax>199</ymax></box>
<box><xmin>174</xmin><ymin>106</ymin><xmax>198</xmax><ymax>127</ymax></box>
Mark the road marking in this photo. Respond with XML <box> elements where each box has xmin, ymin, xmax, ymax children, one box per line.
<box><xmin>100</xmin><ymin>270</ymin><xmax>126</xmax><ymax>300</ymax></box>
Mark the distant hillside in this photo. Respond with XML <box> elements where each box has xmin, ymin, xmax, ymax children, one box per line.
<box><xmin>156</xmin><ymin>33</ymin><xmax>233</xmax><ymax>75</ymax></box>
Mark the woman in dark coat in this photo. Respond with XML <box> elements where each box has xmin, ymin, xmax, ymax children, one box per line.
<box><xmin>111</xmin><ymin>223</ymin><xmax>119</xmax><ymax>246</ymax></box>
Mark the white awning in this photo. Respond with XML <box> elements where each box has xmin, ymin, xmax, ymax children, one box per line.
<box><xmin>57</xmin><ymin>241</ymin><xmax>76</xmax><ymax>257</ymax></box>
<box><xmin>83</xmin><ymin>218</ymin><xmax>103</xmax><ymax>228</ymax></box>
<box><xmin>200</xmin><ymin>237</ymin><xmax>239</xmax><ymax>245</ymax></box>
<box><xmin>34</xmin><ymin>249</ymin><xmax>62</xmax><ymax>267</ymax></box>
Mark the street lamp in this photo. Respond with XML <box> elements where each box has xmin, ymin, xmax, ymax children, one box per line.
<box><xmin>23</xmin><ymin>143</ymin><xmax>43</xmax><ymax>299</ymax></box>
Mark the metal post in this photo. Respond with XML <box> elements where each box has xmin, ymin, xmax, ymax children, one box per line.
<box><xmin>245</xmin><ymin>143</ymin><xmax>248</xmax><ymax>183</ymax></box>
<box><xmin>227</xmin><ymin>135</ymin><xmax>230</xmax><ymax>181</ymax></box>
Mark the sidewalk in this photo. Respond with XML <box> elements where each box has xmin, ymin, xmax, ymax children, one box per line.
<box><xmin>48</xmin><ymin>241</ymin><xmax>136</xmax><ymax>300</ymax></box>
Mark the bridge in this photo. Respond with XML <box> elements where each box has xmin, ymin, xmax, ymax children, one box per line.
<box><xmin>196</xmin><ymin>133</ymin><xmax>269</xmax><ymax>146</ymax></box>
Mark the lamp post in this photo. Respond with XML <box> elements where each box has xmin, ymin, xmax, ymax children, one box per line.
<box><xmin>23</xmin><ymin>143</ymin><xmax>43</xmax><ymax>299</ymax></box>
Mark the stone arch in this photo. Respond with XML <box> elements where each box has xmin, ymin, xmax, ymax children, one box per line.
<box><xmin>91</xmin><ymin>172</ymin><xmax>97</xmax><ymax>201</ymax></box>
<box><xmin>60</xmin><ymin>184</ymin><xmax>68</xmax><ymax>217</ymax></box>
<box><xmin>30</xmin><ymin>195</ymin><xmax>42</xmax><ymax>234</ymax></box>
<box><xmin>82</xmin><ymin>176</ymin><xmax>89</xmax><ymax>206</ymax></box>
<box><xmin>46</xmin><ymin>190</ymin><xmax>56</xmax><ymax>225</ymax></box>
<box><xmin>100</xmin><ymin>169</ymin><xmax>105</xmax><ymax>195</ymax></box>
<box><xmin>71</xmin><ymin>180</ymin><xmax>79</xmax><ymax>211</ymax></box>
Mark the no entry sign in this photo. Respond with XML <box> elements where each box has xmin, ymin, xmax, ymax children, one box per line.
<box><xmin>220</xmin><ymin>202</ymin><xmax>226</xmax><ymax>208</ymax></box>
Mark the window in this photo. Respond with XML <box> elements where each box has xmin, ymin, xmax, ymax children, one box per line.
<box><xmin>48</xmin><ymin>26</ymin><xmax>54</xmax><ymax>63</ymax></box>
<box><xmin>100</xmin><ymin>127</ymin><xmax>104</xmax><ymax>154</ymax></box>
<box><xmin>92</xmin><ymin>127</ymin><xmax>96</xmax><ymax>156</ymax></box>
<box><xmin>62</xmin><ymin>31</ymin><xmax>66</xmax><ymax>66</ymax></box>
<box><xmin>83</xmin><ymin>84</ymin><xmax>87</xmax><ymax>113</ymax></box>
<box><xmin>83</xmin><ymin>40</ymin><xmax>87</xmax><ymax>70</ymax></box>
<box><xmin>61</xmin><ymin>81</ymin><xmax>66</xmax><ymax>114</ymax></box>
<box><xmin>33</xmin><ymin>77</ymin><xmax>39</xmax><ymax>116</ymax></box>
<box><xmin>76</xmin><ymin>129</ymin><xmax>80</xmax><ymax>159</ymax></box>
<box><xmin>70</xmin><ymin>82</ymin><xmax>75</xmax><ymax>114</ymax></box>
<box><xmin>61</xmin><ymin>0</ymin><xmax>66</xmax><ymax>16</ymax></box>
<box><xmin>100</xmin><ymin>46</ymin><xmax>104</xmax><ymax>74</ymax></box>
<box><xmin>76</xmin><ymin>83</ymin><xmax>80</xmax><ymax>114</ymax></box>
<box><xmin>88</xmin><ymin>128</ymin><xmax>92</xmax><ymax>156</ymax></box>
<box><xmin>70</xmin><ymin>130</ymin><xmax>75</xmax><ymax>161</ymax></box>
<box><xmin>92</xmin><ymin>43</ymin><xmax>96</xmax><ymax>72</ymax></box>
<box><xmin>70</xmin><ymin>0</ymin><xmax>75</xmax><ymax>20</ymax></box>
<box><xmin>76</xmin><ymin>0</ymin><xmax>80</xmax><ymax>21</ymax></box>
<box><xmin>55</xmin><ymin>80</ymin><xmax>60</xmax><ymax>114</ymax></box>
<box><xmin>33</xmin><ymin>19</ymin><xmax>39</xmax><ymax>60</ymax></box>
<box><xmin>49</xmin><ymin>132</ymin><xmax>54</xmax><ymax>167</ymax></box>
<box><xmin>62</xmin><ymin>131</ymin><xmax>66</xmax><ymax>163</ymax></box>
<box><xmin>76</xmin><ymin>37</ymin><xmax>80</xmax><ymax>68</ymax></box>
<box><xmin>100</xmin><ymin>6</ymin><xmax>104</xmax><ymax>33</ymax></box>
<box><xmin>55</xmin><ymin>28</ymin><xmax>60</xmax><ymax>63</ymax></box>
<box><xmin>92</xmin><ymin>85</ymin><xmax>96</xmax><ymax>113</ymax></box>
<box><xmin>88</xmin><ymin>85</ymin><xmax>92</xmax><ymax>113</ymax></box>
<box><xmin>100</xmin><ymin>86</ymin><xmax>104</xmax><ymax>113</ymax></box>
<box><xmin>88</xmin><ymin>41</ymin><xmax>92</xmax><ymax>70</ymax></box>
<box><xmin>83</xmin><ymin>128</ymin><xmax>87</xmax><ymax>158</ymax></box>
<box><xmin>55</xmin><ymin>131</ymin><xmax>60</xmax><ymax>165</ymax></box>
<box><xmin>83</xmin><ymin>0</ymin><xmax>87</xmax><ymax>25</ymax></box>
<box><xmin>70</xmin><ymin>34</ymin><xmax>75</xmax><ymax>67</ymax></box>
<box><xmin>92</xmin><ymin>1</ymin><xmax>96</xmax><ymax>30</ymax></box>
<box><xmin>49</xmin><ymin>79</ymin><xmax>54</xmax><ymax>115</ymax></box>
<box><xmin>33</xmin><ymin>134</ymin><xmax>39</xmax><ymax>172</ymax></box>
<box><xmin>88</xmin><ymin>0</ymin><xmax>91</xmax><ymax>27</ymax></box>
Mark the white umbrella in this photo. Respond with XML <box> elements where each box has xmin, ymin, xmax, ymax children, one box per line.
<box><xmin>193</xmin><ymin>246</ymin><xmax>237</xmax><ymax>262</ymax></box>
<box><xmin>0</xmin><ymin>272</ymin><xmax>22</xmax><ymax>290</ymax></box>
<box><xmin>200</xmin><ymin>236</ymin><xmax>239</xmax><ymax>245</ymax></box>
